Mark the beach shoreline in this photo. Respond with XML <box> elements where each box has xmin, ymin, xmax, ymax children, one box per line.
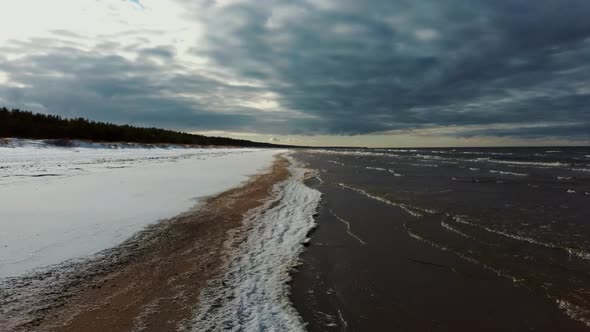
<box><xmin>1</xmin><ymin>155</ymin><xmax>290</xmax><ymax>331</ymax></box>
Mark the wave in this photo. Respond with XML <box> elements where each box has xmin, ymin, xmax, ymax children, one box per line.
<box><xmin>414</xmin><ymin>154</ymin><xmax>445</xmax><ymax>160</ymax></box>
<box><xmin>188</xmin><ymin>156</ymin><xmax>322</xmax><ymax>331</ymax></box>
<box><xmin>338</xmin><ymin>183</ymin><xmax>436</xmax><ymax>217</ymax></box>
<box><xmin>404</xmin><ymin>226</ymin><xmax>523</xmax><ymax>284</ymax></box>
<box><xmin>366</xmin><ymin>166</ymin><xmax>387</xmax><ymax>171</ymax></box>
<box><xmin>328</xmin><ymin>160</ymin><xmax>344</xmax><ymax>166</ymax></box>
<box><xmin>329</xmin><ymin>210</ymin><xmax>367</xmax><ymax>245</ymax></box>
<box><xmin>489</xmin><ymin>170</ymin><xmax>528</xmax><ymax>176</ymax></box>
<box><xmin>459</xmin><ymin>151</ymin><xmax>514</xmax><ymax>156</ymax></box>
<box><xmin>450</xmin><ymin>215</ymin><xmax>590</xmax><ymax>261</ymax></box>
<box><xmin>387</xmin><ymin>149</ymin><xmax>417</xmax><ymax>152</ymax></box>
<box><xmin>389</xmin><ymin>169</ymin><xmax>403</xmax><ymax>176</ymax></box>
<box><xmin>408</xmin><ymin>163</ymin><xmax>439</xmax><ymax>168</ymax></box>
<box><xmin>474</xmin><ymin>158</ymin><xmax>565</xmax><ymax>167</ymax></box>
<box><xmin>309</xmin><ymin>149</ymin><xmax>398</xmax><ymax>158</ymax></box>
<box><xmin>556</xmin><ymin>299</ymin><xmax>590</xmax><ymax>327</ymax></box>
<box><xmin>365</xmin><ymin>166</ymin><xmax>403</xmax><ymax>176</ymax></box>
<box><xmin>441</xmin><ymin>221</ymin><xmax>473</xmax><ymax>239</ymax></box>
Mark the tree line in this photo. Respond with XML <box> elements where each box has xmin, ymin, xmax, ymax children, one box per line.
<box><xmin>0</xmin><ymin>107</ymin><xmax>288</xmax><ymax>147</ymax></box>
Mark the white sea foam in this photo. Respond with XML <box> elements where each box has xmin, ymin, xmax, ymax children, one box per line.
<box><xmin>308</xmin><ymin>149</ymin><xmax>396</xmax><ymax>158</ymax></box>
<box><xmin>187</xmin><ymin>156</ymin><xmax>321</xmax><ymax>331</ymax></box>
<box><xmin>338</xmin><ymin>183</ymin><xmax>436</xmax><ymax>217</ymax></box>
<box><xmin>469</xmin><ymin>167</ymin><xmax>480</xmax><ymax>171</ymax></box>
<box><xmin>337</xmin><ymin>309</ymin><xmax>348</xmax><ymax>328</ymax></box>
<box><xmin>328</xmin><ymin>160</ymin><xmax>344</xmax><ymax>166</ymax></box>
<box><xmin>389</xmin><ymin>169</ymin><xmax>403</xmax><ymax>176</ymax></box>
<box><xmin>473</xmin><ymin>158</ymin><xmax>564</xmax><ymax>167</ymax></box>
<box><xmin>363</xmin><ymin>166</ymin><xmax>402</xmax><ymax>176</ymax></box>
<box><xmin>459</xmin><ymin>151</ymin><xmax>514</xmax><ymax>156</ymax></box>
<box><xmin>405</xmin><ymin>228</ymin><xmax>523</xmax><ymax>284</ymax></box>
<box><xmin>489</xmin><ymin>170</ymin><xmax>528</xmax><ymax>176</ymax></box>
<box><xmin>414</xmin><ymin>154</ymin><xmax>445</xmax><ymax>160</ymax></box>
<box><xmin>441</xmin><ymin>221</ymin><xmax>472</xmax><ymax>239</ymax></box>
<box><xmin>366</xmin><ymin>166</ymin><xmax>387</xmax><ymax>171</ymax></box>
<box><xmin>556</xmin><ymin>299</ymin><xmax>590</xmax><ymax>327</ymax></box>
<box><xmin>387</xmin><ymin>149</ymin><xmax>417</xmax><ymax>152</ymax></box>
<box><xmin>410</xmin><ymin>218</ymin><xmax>590</xmax><ymax>327</ymax></box>
<box><xmin>450</xmin><ymin>216</ymin><xmax>590</xmax><ymax>260</ymax></box>
<box><xmin>408</xmin><ymin>163</ymin><xmax>439</xmax><ymax>167</ymax></box>
<box><xmin>330</xmin><ymin>210</ymin><xmax>367</xmax><ymax>245</ymax></box>
<box><xmin>567</xmin><ymin>189</ymin><xmax>576</xmax><ymax>194</ymax></box>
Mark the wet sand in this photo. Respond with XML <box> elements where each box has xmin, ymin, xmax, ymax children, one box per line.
<box><xmin>290</xmin><ymin>151</ymin><xmax>588</xmax><ymax>331</ymax></box>
<box><xmin>2</xmin><ymin>156</ymin><xmax>289</xmax><ymax>332</ymax></box>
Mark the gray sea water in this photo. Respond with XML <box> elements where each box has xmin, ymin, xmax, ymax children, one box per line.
<box><xmin>291</xmin><ymin>147</ymin><xmax>590</xmax><ymax>331</ymax></box>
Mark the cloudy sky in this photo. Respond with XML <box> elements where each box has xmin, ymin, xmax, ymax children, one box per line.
<box><xmin>0</xmin><ymin>0</ymin><xmax>589</xmax><ymax>147</ymax></box>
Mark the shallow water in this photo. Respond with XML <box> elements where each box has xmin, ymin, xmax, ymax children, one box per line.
<box><xmin>291</xmin><ymin>147</ymin><xmax>590</xmax><ymax>330</ymax></box>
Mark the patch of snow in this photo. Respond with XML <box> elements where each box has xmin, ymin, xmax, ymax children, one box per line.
<box><xmin>0</xmin><ymin>141</ymin><xmax>282</xmax><ymax>277</ymax></box>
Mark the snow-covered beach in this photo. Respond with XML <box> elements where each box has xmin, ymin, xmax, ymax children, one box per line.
<box><xmin>0</xmin><ymin>140</ymin><xmax>323</xmax><ymax>331</ymax></box>
<box><xmin>0</xmin><ymin>140</ymin><xmax>281</xmax><ymax>278</ymax></box>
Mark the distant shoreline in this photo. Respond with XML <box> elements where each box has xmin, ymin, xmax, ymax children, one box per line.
<box><xmin>0</xmin><ymin>137</ymin><xmax>271</xmax><ymax>149</ymax></box>
<box><xmin>0</xmin><ymin>107</ymin><xmax>291</xmax><ymax>148</ymax></box>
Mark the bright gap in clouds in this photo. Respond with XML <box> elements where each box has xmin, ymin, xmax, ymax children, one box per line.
<box><xmin>0</xmin><ymin>0</ymin><xmax>295</xmax><ymax>120</ymax></box>
<box><xmin>0</xmin><ymin>0</ymin><xmax>201</xmax><ymax>60</ymax></box>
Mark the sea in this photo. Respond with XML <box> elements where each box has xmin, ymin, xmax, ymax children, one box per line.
<box><xmin>291</xmin><ymin>147</ymin><xmax>590</xmax><ymax>331</ymax></box>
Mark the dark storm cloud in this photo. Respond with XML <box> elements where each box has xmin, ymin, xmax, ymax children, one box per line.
<box><xmin>186</xmin><ymin>0</ymin><xmax>590</xmax><ymax>137</ymax></box>
<box><xmin>0</xmin><ymin>39</ymin><xmax>270</xmax><ymax>131</ymax></box>
<box><xmin>1</xmin><ymin>0</ymin><xmax>589</xmax><ymax>139</ymax></box>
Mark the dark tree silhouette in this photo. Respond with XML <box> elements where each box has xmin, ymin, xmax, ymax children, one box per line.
<box><xmin>0</xmin><ymin>107</ymin><xmax>289</xmax><ymax>148</ymax></box>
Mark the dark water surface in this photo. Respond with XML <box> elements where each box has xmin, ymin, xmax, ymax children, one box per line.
<box><xmin>291</xmin><ymin>147</ymin><xmax>590</xmax><ymax>331</ymax></box>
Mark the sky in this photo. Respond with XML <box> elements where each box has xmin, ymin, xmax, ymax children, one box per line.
<box><xmin>0</xmin><ymin>0</ymin><xmax>589</xmax><ymax>147</ymax></box>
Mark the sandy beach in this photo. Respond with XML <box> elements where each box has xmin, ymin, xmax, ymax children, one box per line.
<box><xmin>0</xmin><ymin>151</ymin><xmax>290</xmax><ymax>331</ymax></box>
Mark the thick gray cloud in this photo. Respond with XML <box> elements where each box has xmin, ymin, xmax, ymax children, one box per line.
<box><xmin>1</xmin><ymin>0</ymin><xmax>589</xmax><ymax>140</ymax></box>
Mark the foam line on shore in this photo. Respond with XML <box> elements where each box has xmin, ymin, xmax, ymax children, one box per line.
<box><xmin>187</xmin><ymin>155</ymin><xmax>322</xmax><ymax>331</ymax></box>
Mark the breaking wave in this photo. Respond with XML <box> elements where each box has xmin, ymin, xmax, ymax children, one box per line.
<box><xmin>338</xmin><ymin>183</ymin><xmax>436</xmax><ymax>217</ymax></box>
<box><xmin>489</xmin><ymin>170</ymin><xmax>528</xmax><ymax>176</ymax></box>
<box><xmin>450</xmin><ymin>215</ymin><xmax>590</xmax><ymax>260</ymax></box>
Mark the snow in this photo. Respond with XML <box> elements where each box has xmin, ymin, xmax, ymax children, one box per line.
<box><xmin>0</xmin><ymin>140</ymin><xmax>282</xmax><ymax>278</ymax></box>
<box><xmin>188</xmin><ymin>156</ymin><xmax>321</xmax><ymax>331</ymax></box>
